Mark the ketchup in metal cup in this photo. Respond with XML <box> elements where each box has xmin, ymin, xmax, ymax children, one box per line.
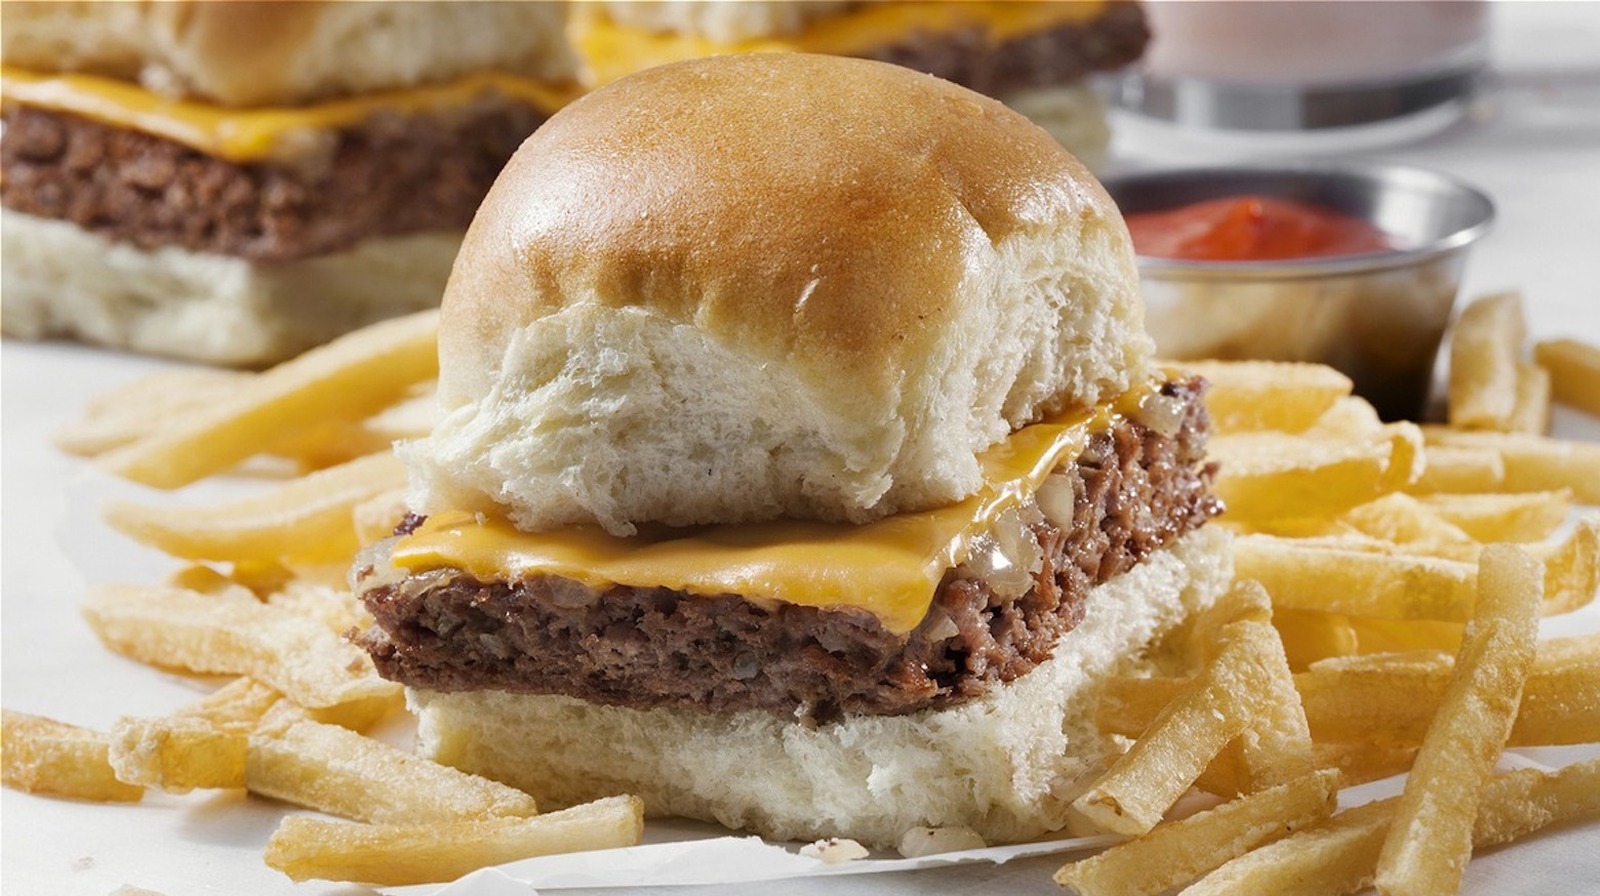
<box><xmin>1124</xmin><ymin>195</ymin><xmax>1395</xmax><ymax>262</ymax></box>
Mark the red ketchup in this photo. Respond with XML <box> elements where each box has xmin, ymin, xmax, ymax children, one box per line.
<box><xmin>1124</xmin><ymin>195</ymin><xmax>1395</xmax><ymax>261</ymax></box>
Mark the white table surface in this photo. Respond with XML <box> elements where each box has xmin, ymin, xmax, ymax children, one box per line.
<box><xmin>4</xmin><ymin>4</ymin><xmax>1599</xmax><ymax>895</ymax></box>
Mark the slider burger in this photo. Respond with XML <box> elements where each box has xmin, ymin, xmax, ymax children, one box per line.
<box><xmin>355</xmin><ymin>53</ymin><xmax>1228</xmax><ymax>846</ymax></box>
<box><xmin>573</xmin><ymin>0</ymin><xmax>1150</xmax><ymax>168</ymax></box>
<box><xmin>0</xmin><ymin>1</ymin><xmax>577</xmax><ymax>364</ymax></box>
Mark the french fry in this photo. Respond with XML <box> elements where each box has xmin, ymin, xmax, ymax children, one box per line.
<box><xmin>1534</xmin><ymin>337</ymin><xmax>1600</xmax><ymax>416</ymax></box>
<box><xmin>1055</xmin><ymin>768</ymin><xmax>1338</xmax><ymax>896</ymax></box>
<box><xmin>1297</xmin><ymin>639</ymin><xmax>1600</xmax><ymax>747</ymax></box>
<box><xmin>1185</xmin><ymin>760</ymin><xmax>1600</xmax><ymax>896</ymax></box>
<box><xmin>108</xmin><ymin>678</ymin><xmax>282</xmax><ymax>792</ymax></box>
<box><xmin>1300</xmin><ymin>396</ymin><xmax>1384</xmax><ymax>440</ymax></box>
<box><xmin>1311</xmin><ymin>742</ymin><xmax>1417</xmax><ymax>787</ymax></box>
<box><xmin>1208</xmin><ymin>424</ymin><xmax>1421</xmax><ymax>522</ymax></box>
<box><xmin>1348</xmin><ymin>617</ymin><xmax>1464</xmax><ymax>654</ymax></box>
<box><xmin>263</xmin><ymin>579</ymin><xmax>372</xmax><ymax>636</ymax></box>
<box><xmin>264</xmin><ymin>794</ymin><xmax>644</xmax><ymax>886</ymax></box>
<box><xmin>1104</xmin><ymin>635</ymin><xmax>1600</xmax><ymax>749</ymax></box>
<box><xmin>81</xmin><ymin>585</ymin><xmax>399</xmax><ymax>710</ymax></box>
<box><xmin>1073</xmin><ymin>617</ymin><xmax>1282</xmax><ymax>835</ymax></box>
<box><xmin>1417</xmin><ymin>490</ymin><xmax>1571</xmax><ymax>543</ymax></box>
<box><xmin>2</xmin><ymin>710</ymin><xmax>144</xmax><ymax>802</ymax></box>
<box><xmin>1233</xmin><ymin>535</ymin><xmax>1478</xmax><ymax>622</ymax></box>
<box><xmin>102</xmin><ymin>452</ymin><xmax>406</xmax><ymax>566</ymax></box>
<box><xmin>1272</xmin><ymin>608</ymin><xmax>1360</xmax><ymax>671</ymax></box>
<box><xmin>1338</xmin><ymin>494</ymin><xmax>1480</xmax><ymax>563</ymax></box>
<box><xmin>1505</xmin><ymin>361</ymin><xmax>1552</xmax><ymax>434</ymax></box>
<box><xmin>1179</xmin><ymin>361</ymin><xmax>1352</xmax><ymax>434</ymax></box>
<box><xmin>1374</xmin><ymin>544</ymin><xmax>1541</xmax><ymax>896</ymax></box>
<box><xmin>1538</xmin><ymin>516</ymin><xmax>1600</xmax><ymax>615</ymax></box>
<box><xmin>52</xmin><ymin>368</ymin><xmax>250</xmax><ymax>457</ymax></box>
<box><xmin>247</xmin><ymin>704</ymin><xmax>538</xmax><ymax>824</ymax></box>
<box><xmin>353</xmin><ymin>488</ymin><xmax>412</xmax><ymax>546</ymax></box>
<box><xmin>1447</xmin><ymin>291</ymin><xmax>1526</xmax><ymax>430</ymax></box>
<box><xmin>99</xmin><ymin>310</ymin><xmax>438</xmax><ymax>489</ymax></box>
<box><xmin>1421</xmin><ymin>427</ymin><xmax>1600</xmax><ymax>502</ymax></box>
<box><xmin>1407</xmin><ymin>445</ymin><xmax>1505</xmax><ymax>494</ymax></box>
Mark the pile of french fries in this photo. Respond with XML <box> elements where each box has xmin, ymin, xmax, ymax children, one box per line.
<box><xmin>3</xmin><ymin>312</ymin><xmax>643</xmax><ymax>887</ymax></box>
<box><xmin>4</xmin><ymin>298</ymin><xmax>1598</xmax><ymax>893</ymax></box>
<box><xmin>1059</xmin><ymin>295</ymin><xmax>1600</xmax><ymax>896</ymax></box>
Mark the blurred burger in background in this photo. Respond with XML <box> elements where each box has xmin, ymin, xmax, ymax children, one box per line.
<box><xmin>573</xmin><ymin>0</ymin><xmax>1150</xmax><ymax>167</ymax></box>
<box><xmin>0</xmin><ymin>0</ymin><xmax>578</xmax><ymax>365</ymax></box>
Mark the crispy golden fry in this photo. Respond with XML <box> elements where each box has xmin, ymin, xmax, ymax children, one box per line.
<box><xmin>1534</xmin><ymin>338</ymin><xmax>1600</xmax><ymax>416</ymax></box>
<box><xmin>102</xmin><ymin>452</ymin><xmax>406</xmax><ymax>566</ymax></box>
<box><xmin>1505</xmin><ymin>361</ymin><xmax>1553</xmax><ymax>434</ymax></box>
<box><xmin>1407</xmin><ymin>445</ymin><xmax>1506</xmax><ymax>494</ymax></box>
<box><xmin>1233</xmin><ymin>535</ymin><xmax>1478</xmax><ymax>622</ymax></box>
<box><xmin>1056</xmin><ymin>768</ymin><xmax>1338</xmax><ymax>896</ymax></box>
<box><xmin>1374</xmin><ymin>544</ymin><xmax>1541</xmax><ymax>896</ymax></box>
<box><xmin>1338</xmin><ymin>494</ymin><xmax>1480</xmax><ymax>563</ymax></box>
<box><xmin>2</xmin><ymin>710</ymin><xmax>144</xmax><ymax>802</ymax></box>
<box><xmin>1185</xmin><ymin>760</ymin><xmax>1600</xmax><ymax>896</ymax></box>
<box><xmin>1311</xmin><ymin>742</ymin><xmax>1417</xmax><ymax>787</ymax></box>
<box><xmin>1073</xmin><ymin>617</ymin><xmax>1282</xmax><ymax>835</ymax></box>
<box><xmin>1421</xmin><ymin>427</ymin><xmax>1600</xmax><ymax>503</ymax></box>
<box><xmin>1417</xmin><ymin>490</ymin><xmax>1571</xmax><ymax>543</ymax></box>
<box><xmin>1178</xmin><ymin>361</ymin><xmax>1352</xmax><ymax>434</ymax></box>
<box><xmin>352</xmin><ymin>488</ymin><xmax>411</xmax><ymax>546</ymax></box>
<box><xmin>1300</xmin><ymin>396</ymin><xmax>1385</xmax><ymax>440</ymax></box>
<box><xmin>1307</xmin><ymin>636</ymin><xmax>1600</xmax><ymax>747</ymax></box>
<box><xmin>247</xmin><ymin>704</ymin><xmax>538</xmax><ymax>824</ymax></box>
<box><xmin>1186</xmin><ymin>579</ymin><xmax>1274</xmax><ymax>664</ymax></box>
<box><xmin>81</xmin><ymin>585</ymin><xmax>399</xmax><ymax>710</ymax></box>
<box><xmin>264</xmin><ymin>794</ymin><xmax>644</xmax><ymax>886</ymax></box>
<box><xmin>1538</xmin><ymin>516</ymin><xmax>1600</xmax><ymax>615</ymax></box>
<box><xmin>1272</xmin><ymin>609</ymin><xmax>1360</xmax><ymax>671</ymax></box>
<box><xmin>1348</xmin><ymin>617</ymin><xmax>1463</xmax><ymax>654</ymax></box>
<box><xmin>1447</xmin><ymin>291</ymin><xmax>1527</xmax><ymax>430</ymax></box>
<box><xmin>108</xmin><ymin>678</ymin><xmax>282</xmax><ymax>792</ymax></box>
<box><xmin>272</xmin><ymin>386</ymin><xmax>438</xmax><ymax>472</ymax></box>
<box><xmin>52</xmin><ymin>369</ymin><xmax>250</xmax><ymax>457</ymax></box>
<box><xmin>263</xmin><ymin>579</ymin><xmax>372</xmax><ymax>635</ymax></box>
<box><xmin>99</xmin><ymin>310</ymin><xmax>438</xmax><ymax>489</ymax></box>
<box><xmin>1208</xmin><ymin>424</ymin><xmax>1422</xmax><ymax>522</ymax></box>
<box><xmin>1104</xmin><ymin>634</ymin><xmax>1599</xmax><ymax>750</ymax></box>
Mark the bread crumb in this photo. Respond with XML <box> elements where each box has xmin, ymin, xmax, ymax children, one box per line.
<box><xmin>897</xmin><ymin>826</ymin><xmax>987</xmax><ymax>858</ymax></box>
<box><xmin>800</xmin><ymin>837</ymin><xmax>870</xmax><ymax>864</ymax></box>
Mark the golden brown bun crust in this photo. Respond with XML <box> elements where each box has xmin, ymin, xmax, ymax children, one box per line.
<box><xmin>444</xmin><ymin>52</ymin><xmax>1116</xmax><ymax>405</ymax></box>
<box><xmin>418</xmin><ymin>53</ymin><xmax>1147</xmax><ymax>534</ymax></box>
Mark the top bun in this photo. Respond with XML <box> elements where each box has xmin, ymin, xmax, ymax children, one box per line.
<box><xmin>0</xmin><ymin>1</ymin><xmax>577</xmax><ymax>106</ymax></box>
<box><xmin>407</xmin><ymin>53</ymin><xmax>1149</xmax><ymax>536</ymax></box>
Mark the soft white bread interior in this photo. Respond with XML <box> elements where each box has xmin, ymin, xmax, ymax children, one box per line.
<box><xmin>599</xmin><ymin>1</ymin><xmax>859</xmax><ymax>42</ymax></box>
<box><xmin>412</xmin><ymin>526</ymin><xmax>1230</xmax><ymax>848</ymax></box>
<box><xmin>406</xmin><ymin>53</ymin><xmax>1150</xmax><ymax>536</ymax></box>
<box><xmin>0</xmin><ymin>0</ymin><xmax>578</xmax><ymax>106</ymax></box>
<box><xmin>0</xmin><ymin>209</ymin><xmax>456</xmax><ymax>366</ymax></box>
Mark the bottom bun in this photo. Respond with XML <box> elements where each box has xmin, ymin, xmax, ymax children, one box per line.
<box><xmin>1002</xmin><ymin>81</ymin><xmax>1111</xmax><ymax>172</ymax></box>
<box><xmin>0</xmin><ymin>209</ymin><xmax>459</xmax><ymax>366</ymax></box>
<box><xmin>413</xmin><ymin>526</ymin><xmax>1232</xmax><ymax>847</ymax></box>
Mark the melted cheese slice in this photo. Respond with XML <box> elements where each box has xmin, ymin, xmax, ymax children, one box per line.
<box><xmin>0</xmin><ymin>66</ymin><xmax>580</xmax><ymax>164</ymax></box>
<box><xmin>574</xmin><ymin>0</ymin><xmax>1109</xmax><ymax>88</ymax></box>
<box><xmin>391</xmin><ymin>380</ymin><xmax>1162</xmax><ymax>634</ymax></box>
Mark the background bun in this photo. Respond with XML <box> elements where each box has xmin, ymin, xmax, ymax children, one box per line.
<box><xmin>0</xmin><ymin>0</ymin><xmax>576</xmax><ymax>106</ymax></box>
<box><xmin>409</xmin><ymin>52</ymin><xmax>1150</xmax><ymax>536</ymax></box>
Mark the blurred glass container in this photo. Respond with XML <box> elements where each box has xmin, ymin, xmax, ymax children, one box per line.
<box><xmin>1114</xmin><ymin>1</ymin><xmax>1488</xmax><ymax>150</ymax></box>
<box><xmin>1103</xmin><ymin>163</ymin><xmax>1495</xmax><ymax>421</ymax></box>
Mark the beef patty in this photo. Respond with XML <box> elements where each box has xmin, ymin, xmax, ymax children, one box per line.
<box><xmin>859</xmin><ymin>0</ymin><xmax>1149</xmax><ymax>98</ymax></box>
<box><xmin>0</xmin><ymin>96</ymin><xmax>546</xmax><ymax>262</ymax></box>
<box><xmin>356</xmin><ymin>378</ymin><xmax>1220</xmax><ymax>724</ymax></box>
